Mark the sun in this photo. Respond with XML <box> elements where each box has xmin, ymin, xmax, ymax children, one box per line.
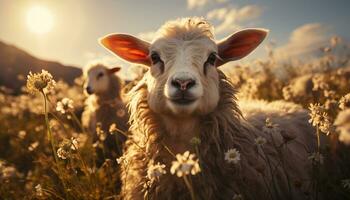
<box><xmin>26</xmin><ymin>6</ymin><xmax>54</xmax><ymax>35</ymax></box>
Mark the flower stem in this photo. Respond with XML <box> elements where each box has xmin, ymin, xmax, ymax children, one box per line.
<box><xmin>42</xmin><ymin>92</ymin><xmax>68</xmax><ymax>197</ymax></box>
<box><xmin>43</xmin><ymin>92</ymin><xmax>58</xmax><ymax>163</ymax></box>
<box><xmin>183</xmin><ymin>175</ymin><xmax>196</xmax><ymax>200</ymax></box>
<box><xmin>69</xmin><ymin>110</ymin><xmax>86</xmax><ymax>134</ymax></box>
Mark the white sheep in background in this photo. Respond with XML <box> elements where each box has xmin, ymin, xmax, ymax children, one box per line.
<box><xmin>82</xmin><ymin>63</ymin><xmax>129</xmax><ymax>159</ymax></box>
<box><xmin>100</xmin><ymin>17</ymin><xmax>316</xmax><ymax>199</ymax></box>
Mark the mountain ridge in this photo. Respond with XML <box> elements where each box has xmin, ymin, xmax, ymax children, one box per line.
<box><xmin>0</xmin><ymin>40</ymin><xmax>82</xmax><ymax>94</ymax></box>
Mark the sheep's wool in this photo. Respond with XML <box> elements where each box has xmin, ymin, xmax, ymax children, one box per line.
<box><xmin>120</xmin><ymin>18</ymin><xmax>316</xmax><ymax>200</ymax></box>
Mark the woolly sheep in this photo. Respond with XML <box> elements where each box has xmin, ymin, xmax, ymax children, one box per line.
<box><xmin>100</xmin><ymin>17</ymin><xmax>316</xmax><ymax>199</ymax></box>
<box><xmin>82</xmin><ymin>63</ymin><xmax>129</xmax><ymax>159</ymax></box>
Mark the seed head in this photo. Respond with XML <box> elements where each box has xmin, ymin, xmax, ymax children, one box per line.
<box><xmin>26</xmin><ymin>70</ymin><xmax>56</xmax><ymax>94</ymax></box>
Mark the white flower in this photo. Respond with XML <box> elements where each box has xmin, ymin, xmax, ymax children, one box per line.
<box><xmin>57</xmin><ymin>148</ymin><xmax>68</xmax><ymax>160</ymax></box>
<box><xmin>35</xmin><ymin>184</ymin><xmax>44</xmax><ymax>197</ymax></box>
<box><xmin>254</xmin><ymin>136</ymin><xmax>267</xmax><ymax>146</ymax></box>
<box><xmin>170</xmin><ymin>151</ymin><xmax>201</xmax><ymax>177</ymax></box>
<box><xmin>28</xmin><ymin>141</ymin><xmax>39</xmax><ymax>151</ymax></box>
<box><xmin>308</xmin><ymin>103</ymin><xmax>332</xmax><ymax>135</ymax></box>
<box><xmin>26</xmin><ymin>70</ymin><xmax>56</xmax><ymax>94</ymax></box>
<box><xmin>70</xmin><ymin>137</ymin><xmax>78</xmax><ymax>150</ymax></box>
<box><xmin>56</xmin><ymin>137</ymin><xmax>78</xmax><ymax>159</ymax></box>
<box><xmin>342</xmin><ymin>179</ymin><xmax>350</xmax><ymax>190</ymax></box>
<box><xmin>96</xmin><ymin>123</ymin><xmax>106</xmax><ymax>141</ymax></box>
<box><xmin>225</xmin><ymin>148</ymin><xmax>241</xmax><ymax>164</ymax></box>
<box><xmin>147</xmin><ymin>160</ymin><xmax>166</xmax><ymax>180</ymax></box>
<box><xmin>18</xmin><ymin>130</ymin><xmax>27</xmax><ymax>139</ymax></box>
<box><xmin>56</xmin><ymin>98</ymin><xmax>74</xmax><ymax>114</ymax></box>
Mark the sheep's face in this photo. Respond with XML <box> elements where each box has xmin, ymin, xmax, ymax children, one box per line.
<box><xmin>145</xmin><ymin>37</ymin><xmax>220</xmax><ymax>115</ymax></box>
<box><xmin>100</xmin><ymin>18</ymin><xmax>267</xmax><ymax>116</ymax></box>
<box><xmin>84</xmin><ymin>65</ymin><xmax>120</xmax><ymax>95</ymax></box>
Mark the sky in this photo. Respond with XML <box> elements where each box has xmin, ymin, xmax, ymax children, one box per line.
<box><xmin>0</xmin><ymin>0</ymin><xmax>349</xmax><ymax>73</ymax></box>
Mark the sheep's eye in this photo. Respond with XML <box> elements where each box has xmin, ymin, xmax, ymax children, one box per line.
<box><xmin>97</xmin><ymin>72</ymin><xmax>104</xmax><ymax>79</ymax></box>
<box><xmin>205</xmin><ymin>52</ymin><xmax>217</xmax><ymax>66</ymax></box>
<box><xmin>151</xmin><ymin>52</ymin><xmax>162</xmax><ymax>64</ymax></box>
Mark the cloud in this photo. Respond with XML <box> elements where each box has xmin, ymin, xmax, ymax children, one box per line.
<box><xmin>207</xmin><ymin>5</ymin><xmax>263</xmax><ymax>34</ymax></box>
<box><xmin>137</xmin><ymin>31</ymin><xmax>157</xmax><ymax>42</ymax></box>
<box><xmin>187</xmin><ymin>0</ymin><xmax>227</xmax><ymax>10</ymax></box>
<box><xmin>275</xmin><ymin>23</ymin><xmax>331</xmax><ymax>61</ymax></box>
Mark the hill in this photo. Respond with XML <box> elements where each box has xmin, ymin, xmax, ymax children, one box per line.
<box><xmin>0</xmin><ymin>40</ymin><xmax>82</xmax><ymax>94</ymax></box>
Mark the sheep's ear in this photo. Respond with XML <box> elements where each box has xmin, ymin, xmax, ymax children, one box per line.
<box><xmin>99</xmin><ymin>34</ymin><xmax>151</xmax><ymax>66</ymax></box>
<box><xmin>108</xmin><ymin>66</ymin><xmax>121</xmax><ymax>74</ymax></box>
<box><xmin>216</xmin><ymin>28</ymin><xmax>268</xmax><ymax>66</ymax></box>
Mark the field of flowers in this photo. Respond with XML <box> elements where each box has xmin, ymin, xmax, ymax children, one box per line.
<box><xmin>0</xmin><ymin>37</ymin><xmax>350</xmax><ymax>199</ymax></box>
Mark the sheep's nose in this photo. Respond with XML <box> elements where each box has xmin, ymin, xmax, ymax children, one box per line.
<box><xmin>86</xmin><ymin>86</ymin><xmax>93</xmax><ymax>94</ymax></box>
<box><xmin>171</xmin><ymin>78</ymin><xmax>196</xmax><ymax>91</ymax></box>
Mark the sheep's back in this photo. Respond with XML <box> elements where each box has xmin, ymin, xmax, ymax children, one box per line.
<box><xmin>238</xmin><ymin>99</ymin><xmax>317</xmax><ymax>198</ymax></box>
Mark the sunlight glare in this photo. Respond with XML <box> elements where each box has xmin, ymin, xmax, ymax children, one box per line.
<box><xmin>26</xmin><ymin>5</ymin><xmax>54</xmax><ymax>35</ymax></box>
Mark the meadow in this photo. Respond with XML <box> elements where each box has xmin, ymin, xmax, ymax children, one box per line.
<box><xmin>0</xmin><ymin>36</ymin><xmax>350</xmax><ymax>200</ymax></box>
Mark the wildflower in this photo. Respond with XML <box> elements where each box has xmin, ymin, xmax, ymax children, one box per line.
<box><xmin>96</xmin><ymin>123</ymin><xmax>107</xmax><ymax>141</ymax></box>
<box><xmin>1</xmin><ymin>166</ymin><xmax>17</xmax><ymax>179</ymax></box>
<box><xmin>26</xmin><ymin>70</ymin><xmax>56</xmax><ymax>94</ymax></box>
<box><xmin>233</xmin><ymin>194</ymin><xmax>244</xmax><ymax>200</ymax></box>
<box><xmin>28</xmin><ymin>141</ymin><xmax>39</xmax><ymax>151</ymax></box>
<box><xmin>147</xmin><ymin>160</ymin><xmax>166</xmax><ymax>181</ymax></box>
<box><xmin>35</xmin><ymin>184</ymin><xmax>44</xmax><ymax>197</ymax></box>
<box><xmin>308</xmin><ymin>103</ymin><xmax>332</xmax><ymax>135</ymax></box>
<box><xmin>334</xmin><ymin>109</ymin><xmax>350</xmax><ymax>145</ymax></box>
<box><xmin>342</xmin><ymin>179</ymin><xmax>350</xmax><ymax>190</ymax></box>
<box><xmin>265</xmin><ymin>118</ymin><xmax>274</xmax><ymax>129</ymax></box>
<box><xmin>339</xmin><ymin>94</ymin><xmax>350</xmax><ymax>110</ymax></box>
<box><xmin>312</xmin><ymin>75</ymin><xmax>328</xmax><ymax>91</ymax></box>
<box><xmin>92</xmin><ymin>141</ymin><xmax>102</xmax><ymax>148</ymax></box>
<box><xmin>18</xmin><ymin>130</ymin><xmax>26</xmax><ymax>139</ymax></box>
<box><xmin>109</xmin><ymin>123</ymin><xmax>118</xmax><ymax>135</ymax></box>
<box><xmin>190</xmin><ymin>137</ymin><xmax>201</xmax><ymax>146</ymax></box>
<box><xmin>323</xmin><ymin>90</ymin><xmax>336</xmax><ymax>99</ymax></box>
<box><xmin>57</xmin><ymin>148</ymin><xmax>68</xmax><ymax>160</ymax></box>
<box><xmin>262</xmin><ymin>118</ymin><xmax>282</xmax><ymax>138</ymax></box>
<box><xmin>56</xmin><ymin>98</ymin><xmax>74</xmax><ymax>114</ymax></box>
<box><xmin>325</xmin><ymin>99</ymin><xmax>338</xmax><ymax>112</ymax></box>
<box><xmin>308</xmin><ymin>152</ymin><xmax>324</xmax><ymax>165</ymax></box>
<box><xmin>56</xmin><ymin>137</ymin><xmax>78</xmax><ymax>159</ymax></box>
<box><xmin>254</xmin><ymin>136</ymin><xmax>267</xmax><ymax>146</ymax></box>
<box><xmin>170</xmin><ymin>151</ymin><xmax>201</xmax><ymax>177</ymax></box>
<box><xmin>72</xmin><ymin>133</ymin><xmax>88</xmax><ymax>148</ymax></box>
<box><xmin>70</xmin><ymin>137</ymin><xmax>78</xmax><ymax>150</ymax></box>
<box><xmin>224</xmin><ymin>148</ymin><xmax>241</xmax><ymax>164</ymax></box>
<box><xmin>35</xmin><ymin>125</ymin><xmax>44</xmax><ymax>132</ymax></box>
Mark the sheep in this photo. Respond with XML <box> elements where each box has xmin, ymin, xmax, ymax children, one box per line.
<box><xmin>81</xmin><ymin>63</ymin><xmax>129</xmax><ymax>160</ymax></box>
<box><xmin>100</xmin><ymin>17</ymin><xmax>316</xmax><ymax>199</ymax></box>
